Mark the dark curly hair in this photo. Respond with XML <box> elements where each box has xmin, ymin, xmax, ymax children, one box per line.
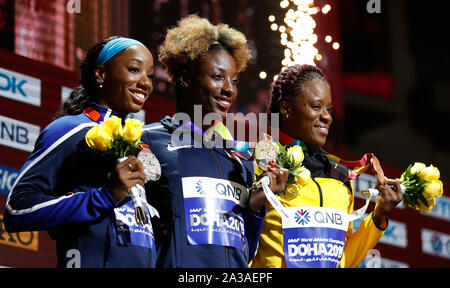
<box><xmin>268</xmin><ymin>64</ymin><xmax>328</xmax><ymax>116</ymax></box>
<box><xmin>54</xmin><ymin>36</ymin><xmax>121</xmax><ymax>119</ymax></box>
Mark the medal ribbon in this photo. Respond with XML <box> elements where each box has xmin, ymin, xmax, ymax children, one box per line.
<box><xmin>278</xmin><ymin>130</ymin><xmax>374</xmax><ymax>179</ymax></box>
<box><xmin>179</xmin><ymin>120</ymin><xmax>256</xmax><ymax>160</ymax></box>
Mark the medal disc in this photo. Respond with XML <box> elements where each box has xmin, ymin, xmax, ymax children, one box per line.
<box><xmin>254</xmin><ymin>139</ymin><xmax>278</xmax><ymax>171</ymax></box>
<box><xmin>137</xmin><ymin>150</ymin><xmax>161</xmax><ymax>181</ymax></box>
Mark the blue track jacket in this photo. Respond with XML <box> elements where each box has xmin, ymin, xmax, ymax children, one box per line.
<box><xmin>3</xmin><ymin>103</ymin><xmax>157</xmax><ymax>268</ymax></box>
<box><xmin>142</xmin><ymin>116</ymin><xmax>265</xmax><ymax>268</ymax></box>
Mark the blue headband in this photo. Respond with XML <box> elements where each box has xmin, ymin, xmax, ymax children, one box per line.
<box><xmin>96</xmin><ymin>37</ymin><xmax>146</xmax><ymax>65</ymax></box>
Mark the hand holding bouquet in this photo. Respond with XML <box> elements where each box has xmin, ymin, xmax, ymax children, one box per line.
<box><xmin>85</xmin><ymin>116</ymin><xmax>150</xmax><ymax>225</ymax></box>
<box><xmin>362</xmin><ymin>162</ymin><xmax>444</xmax><ymax>213</ymax></box>
<box><xmin>253</xmin><ymin>143</ymin><xmax>311</xmax><ymax>197</ymax></box>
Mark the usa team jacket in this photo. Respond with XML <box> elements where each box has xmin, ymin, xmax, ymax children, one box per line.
<box><xmin>3</xmin><ymin>103</ymin><xmax>157</xmax><ymax>268</ymax></box>
<box><xmin>142</xmin><ymin>116</ymin><xmax>265</xmax><ymax>268</ymax></box>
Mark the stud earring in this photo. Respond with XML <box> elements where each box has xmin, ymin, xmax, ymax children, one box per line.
<box><xmin>97</xmin><ymin>78</ymin><xmax>103</xmax><ymax>88</ymax></box>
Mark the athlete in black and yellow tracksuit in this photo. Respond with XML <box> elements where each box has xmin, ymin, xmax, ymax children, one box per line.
<box><xmin>251</xmin><ymin>137</ymin><xmax>387</xmax><ymax>268</ymax></box>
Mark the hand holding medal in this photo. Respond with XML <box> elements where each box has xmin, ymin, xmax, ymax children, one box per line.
<box><xmin>85</xmin><ymin>116</ymin><xmax>161</xmax><ymax>225</ymax></box>
<box><xmin>361</xmin><ymin>161</ymin><xmax>443</xmax><ymax>214</ymax></box>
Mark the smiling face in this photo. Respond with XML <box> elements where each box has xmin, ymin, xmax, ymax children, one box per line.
<box><xmin>180</xmin><ymin>49</ymin><xmax>238</xmax><ymax>122</ymax></box>
<box><xmin>95</xmin><ymin>45</ymin><xmax>154</xmax><ymax>118</ymax></box>
<box><xmin>280</xmin><ymin>79</ymin><xmax>333</xmax><ymax>146</ymax></box>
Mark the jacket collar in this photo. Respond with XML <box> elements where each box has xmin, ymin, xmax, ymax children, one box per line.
<box><xmin>83</xmin><ymin>102</ymin><xmax>120</xmax><ymax>123</ymax></box>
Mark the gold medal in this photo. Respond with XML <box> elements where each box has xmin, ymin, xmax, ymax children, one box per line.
<box><xmin>254</xmin><ymin>134</ymin><xmax>278</xmax><ymax>171</ymax></box>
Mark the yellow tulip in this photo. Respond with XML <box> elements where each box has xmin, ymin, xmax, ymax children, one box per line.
<box><xmin>123</xmin><ymin>118</ymin><xmax>143</xmax><ymax>143</ymax></box>
<box><xmin>410</xmin><ymin>162</ymin><xmax>426</xmax><ymax>174</ymax></box>
<box><xmin>418</xmin><ymin>197</ymin><xmax>435</xmax><ymax>213</ymax></box>
<box><xmin>85</xmin><ymin>124</ymin><xmax>113</xmax><ymax>151</ymax></box>
<box><xmin>103</xmin><ymin>116</ymin><xmax>123</xmax><ymax>138</ymax></box>
<box><xmin>424</xmin><ymin>180</ymin><xmax>443</xmax><ymax>199</ymax></box>
<box><xmin>419</xmin><ymin>165</ymin><xmax>440</xmax><ymax>181</ymax></box>
<box><xmin>288</xmin><ymin>146</ymin><xmax>304</xmax><ymax>166</ymax></box>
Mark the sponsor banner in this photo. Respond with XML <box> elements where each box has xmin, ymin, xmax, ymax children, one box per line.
<box><xmin>424</xmin><ymin>196</ymin><xmax>450</xmax><ymax>222</ymax></box>
<box><xmin>182</xmin><ymin>177</ymin><xmax>249</xmax><ymax>207</ymax></box>
<box><xmin>0</xmin><ymin>165</ymin><xmax>19</xmax><ymax>195</ymax></box>
<box><xmin>0</xmin><ymin>67</ymin><xmax>41</xmax><ymax>107</ymax></box>
<box><xmin>282</xmin><ymin>206</ymin><xmax>349</xmax><ymax>268</ymax></box>
<box><xmin>182</xmin><ymin>177</ymin><xmax>248</xmax><ymax>252</ymax></box>
<box><xmin>0</xmin><ymin>114</ymin><xmax>40</xmax><ymax>152</ymax></box>
<box><xmin>353</xmin><ymin>213</ymin><xmax>408</xmax><ymax>248</ymax></box>
<box><xmin>421</xmin><ymin>229</ymin><xmax>450</xmax><ymax>260</ymax></box>
<box><xmin>0</xmin><ymin>214</ymin><xmax>39</xmax><ymax>251</ymax></box>
<box><xmin>61</xmin><ymin>86</ymin><xmax>73</xmax><ymax>104</ymax></box>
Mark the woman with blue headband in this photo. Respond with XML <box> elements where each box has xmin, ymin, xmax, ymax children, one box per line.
<box><xmin>4</xmin><ymin>36</ymin><xmax>157</xmax><ymax>267</ymax></box>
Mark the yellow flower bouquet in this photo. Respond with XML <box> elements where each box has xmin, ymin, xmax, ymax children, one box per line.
<box><xmin>254</xmin><ymin>144</ymin><xmax>311</xmax><ymax>197</ymax></box>
<box><xmin>400</xmin><ymin>162</ymin><xmax>443</xmax><ymax>213</ymax></box>
<box><xmin>85</xmin><ymin>116</ymin><xmax>150</xmax><ymax>225</ymax></box>
<box><xmin>85</xmin><ymin>116</ymin><xmax>143</xmax><ymax>158</ymax></box>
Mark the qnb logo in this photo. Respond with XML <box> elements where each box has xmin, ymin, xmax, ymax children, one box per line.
<box><xmin>295</xmin><ymin>209</ymin><xmax>310</xmax><ymax>225</ymax></box>
<box><xmin>431</xmin><ymin>233</ymin><xmax>443</xmax><ymax>253</ymax></box>
<box><xmin>195</xmin><ymin>180</ymin><xmax>206</xmax><ymax>195</ymax></box>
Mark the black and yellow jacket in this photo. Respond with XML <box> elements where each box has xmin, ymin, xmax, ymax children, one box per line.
<box><xmin>251</xmin><ymin>136</ymin><xmax>387</xmax><ymax>268</ymax></box>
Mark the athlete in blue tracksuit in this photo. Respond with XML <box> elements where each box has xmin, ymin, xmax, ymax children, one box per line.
<box><xmin>142</xmin><ymin>116</ymin><xmax>265</xmax><ymax>268</ymax></box>
<box><xmin>4</xmin><ymin>37</ymin><xmax>157</xmax><ymax>268</ymax></box>
<box><xmin>4</xmin><ymin>103</ymin><xmax>157</xmax><ymax>268</ymax></box>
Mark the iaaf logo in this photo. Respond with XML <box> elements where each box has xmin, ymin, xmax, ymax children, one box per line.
<box><xmin>295</xmin><ymin>209</ymin><xmax>310</xmax><ymax>225</ymax></box>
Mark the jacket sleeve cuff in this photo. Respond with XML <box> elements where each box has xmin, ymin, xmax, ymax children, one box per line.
<box><xmin>371</xmin><ymin>212</ymin><xmax>388</xmax><ymax>231</ymax></box>
<box><xmin>99</xmin><ymin>185</ymin><xmax>118</xmax><ymax>208</ymax></box>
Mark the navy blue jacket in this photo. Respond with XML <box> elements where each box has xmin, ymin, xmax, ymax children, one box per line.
<box><xmin>142</xmin><ymin>116</ymin><xmax>265</xmax><ymax>268</ymax></box>
<box><xmin>3</xmin><ymin>103</ymin><xmax>157</xmax><ymax>268</ymax></box>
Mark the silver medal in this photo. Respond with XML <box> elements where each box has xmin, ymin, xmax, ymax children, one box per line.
<box><xmin>137</xmin><ymin>150</ymin><xmax>161</xmax><ymax>181</ymax></box>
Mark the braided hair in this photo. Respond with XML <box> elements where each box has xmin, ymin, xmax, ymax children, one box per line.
<box><xmin>54</xmin><ymin>36</ymin><xmax>120</xmax><ymax>119</ymax></box>
<box><xmin>268</xmin><ymin>64</ymin><xmax>327</xmax><ymax>116</ymax></box>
